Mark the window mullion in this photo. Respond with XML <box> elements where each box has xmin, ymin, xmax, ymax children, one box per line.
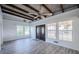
<box><xmin>23</xmin><ymin>26</ymin><xmax>25</xmax><ymax>36</ymax></box>
<box><xmin>56</xmin><ymin>23</ymin><xmax>59</xmax><ymax>40</ymax></box>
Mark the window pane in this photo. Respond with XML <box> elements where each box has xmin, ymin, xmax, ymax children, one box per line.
<box><xmin>25</xmin><ymin>26</ymin><xmax>30</xmax><ymax>36</ymax></box>
<box><xmin>47</xmin><ymin>23</ymin><xmax>56</xmax><ymax>39</ymax></box>
<box><xmin>47</xmin><ymin>23</ymin><xmax>56</xmax><ymax>30</ymax></box>
<box><xmin>17</xmin><ymin>26</ymin><xmax>24</xmax><ymax>36</ymax></box>
<box><xmin>17</xmin><ymin>25</ymin><xmax>30</xmax><ymax>37</ymax></box>
<box><xmin>48</xmin><ymin>31</ymin><xmax>56</xmax><ymax>39</ymax></box>
<box><xmin>59</xmin><ymin>21</ymin><xmax>72</xmax><ymax>30</ymax></box>
<box><xmin>63</xmin><ymin>31</ymin><xmax>72</xmax><ymax>41</ymax></box>
<box><xmin>59</xmin><ymin>20</ymin><xmax>72</xmax><ymax>41</ymax></box>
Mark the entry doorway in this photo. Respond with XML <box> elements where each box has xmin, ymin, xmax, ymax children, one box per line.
<box><xmin>36</xmin><ymin>25</ymin><xmax>45</xmax><ymax>41</ymax></box>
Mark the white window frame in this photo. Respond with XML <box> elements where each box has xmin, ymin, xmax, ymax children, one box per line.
<box><xmin>47</xmin><ymin>20</ymin><xmax>72</xmax><ymax>42</ymax></box>
<box><xmin>17</xmin><ymin>25</ymin><xmax>30</xmax><ymax>36</ymax></box>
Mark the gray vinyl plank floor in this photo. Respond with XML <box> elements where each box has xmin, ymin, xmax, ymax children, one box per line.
<box><xmin>0</xmin><ymin>39</ymin><xmax>79</xmax><ymax>54</ymax></box>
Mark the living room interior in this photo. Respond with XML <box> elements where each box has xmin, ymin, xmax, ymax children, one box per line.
<box><xmin>0</xmin><ymin>4</ymin><xmax>79</xmax><ymax>54</ymax></box>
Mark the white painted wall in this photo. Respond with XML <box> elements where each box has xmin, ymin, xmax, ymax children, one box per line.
<box><xmin>3</xmin><ymin>13</ymin><xmax>31</xmax><ymax>42</ymax></box>
<box><xmin>30</xmin><ymin>26</ymin><xmax>36</xmax><ymax>39</ymax></box>
<box><xmin>3</xmin><ymin>19</ymin><xmax>31</xmax><ymax>42</ymax></box>
<box><xmin>0</xmin><ymin>7</ymin><xmax>3</xmax><ymax>50</ymax></box>
<box><xmin>30</xmin><ymin>8</ymin><xmax>79</xmax><ymax>51</ymax></box>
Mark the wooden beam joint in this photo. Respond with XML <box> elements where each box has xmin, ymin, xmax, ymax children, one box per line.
<box><xmin>60</xmin><ymin>4</ymin><xmax>64</xmax><ymax>12</ymax></box>
<box><xmin>42</xmin><ymin>4</ymin><xmax>53</xmax><ymax>15</ymax></box>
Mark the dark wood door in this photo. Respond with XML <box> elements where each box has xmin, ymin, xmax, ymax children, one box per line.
<box><xmin>36</xmin><ymin>25</ymin><xmax>45</xmax><ymax>41</ymax></box>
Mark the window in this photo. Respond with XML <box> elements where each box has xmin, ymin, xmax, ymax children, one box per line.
<box><xmin>59</xmin><ymin>21</ymin><xmax>72</xmax><ymax>41</ymax></box>
<box><xmin>25</xmin><ymin>26</ymin><xmax>30</xmax><ymax>36</ymax></box>
<box><xmin>47</xmin><ymin>20</ymin><xmax>72</xmax><ymax>41</ymax></box>
<box><xmin>17</xmin><ymin>26</ymin><xmax>24</xmax><ymax>36</ymax></box>
<box><xmin>17</xmin><ymin>25</ymin><xmax>30</xmax><ymax>36</ymax></box>
<box><xmin>47</xmin><ymin>23</ymin><xmax>56</xmax><ymax>39</ymax></box>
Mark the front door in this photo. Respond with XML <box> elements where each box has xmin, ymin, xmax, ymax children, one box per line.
<box><xmin>36</xmin><ymin>25</ymin><xmax>45</xmax><ymax>41</ymax></box>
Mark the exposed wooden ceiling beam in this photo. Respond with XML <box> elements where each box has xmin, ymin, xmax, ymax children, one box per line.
<box><xmin>23</xmin><ymin>4</ymin><xmax>39</xmax><ymax>13</ymax></box>
<box><xmin>5</xmin><ymin>4</ymin><xmax>40</xmax><ymax>20</ymax></box>
<box><xmin>60</xmin><ymin>4</ymin><xmax>64</xmax><ymax>12</ymax></box>
<box><xmin>77</xmin><ymin>4</ymin><xmax>79</xmax><ymax>8</ymax></box>
<box><xmin>42</xmin><ymin>4</ymin><xmax>53</xmax><ymax>14</ymax></box>
<box><xmin>3</xmin><ymin>9</ymin><xmax>33</xmax><ymax>20</ymax></box>
<box><xmin>1</xmin><ymin>5</ymin><xmax>34</xmax><ymax>19</ymax></box>
<box><xmin>6</xmin><ymin>4</ymin><xmax>37</xmax><ymax>17</ymax></box>
<box><xmin>54</xmin><ymin>5</ymin><xmax>77</xmax><ymax>13</ymax></box>
<box><xmin>2</xmin><ymin>10</ymin><xmax>33</xmax><ymax>20</ymax></box>
<box><xmin>23</xmin><ymin>4</ymin><xmax>44</xmax><ymax>19</ymax></box>
<box><xmin>6</xmin><ymin>4</ymin><xmax>29</xmax><ymax>13</ymax></box>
